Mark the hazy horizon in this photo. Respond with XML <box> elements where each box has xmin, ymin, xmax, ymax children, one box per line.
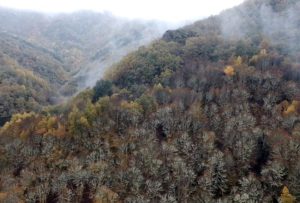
<box><xmin>0</xmin><ymin>0</ymin><xmax>245</xmax><ymax>22</ymax></box>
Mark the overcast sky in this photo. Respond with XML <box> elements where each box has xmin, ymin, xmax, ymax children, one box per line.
<box><xmin>0</xmin><ymin>0</ymin><xmax>245</xmax><ymax>22</ymax></box>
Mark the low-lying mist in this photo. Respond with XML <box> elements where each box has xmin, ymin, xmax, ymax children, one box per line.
<box><xmin>0</xmin><ymin>7</ymin><xmax>182</xmax><ymax>96</ymax></box>
<box><xmin>220</xmin><ymin>0</ymin><xmax>300</xmax><ymax>54</ymax></box>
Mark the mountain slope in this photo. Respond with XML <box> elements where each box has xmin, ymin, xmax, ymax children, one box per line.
<box><xmin>0</xmin><ymin>32</ymin><xmax>66</xmax><ymax>125</ymax></box>
<box><xmin>0</xmin><ymin>8</ymin><xmax>171</xmax><ymax>124</ymax></box>
<box><xmin>0</xmin><ymin>8</ymin><xmax>170</xmax><ymax>88</ymax></box>
<box><xmin>0</xmin><ymin>32</ymin><xmax>68</xmax><ymax>85</ymax></box>
<box><xmin>1</xmin><ymin>0</ymin><xmax>300</xmax><ymax>202</ymax></box>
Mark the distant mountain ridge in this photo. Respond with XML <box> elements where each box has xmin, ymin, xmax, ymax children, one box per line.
<box><xmin>0</xmin><ymin>8</ymin><xmax>171</xmax><ymax>87</ymax></box>
<box><xmin>0</xmin><ymin>7</ymin><xmax>171</xmax><ymax>123</ymax></box>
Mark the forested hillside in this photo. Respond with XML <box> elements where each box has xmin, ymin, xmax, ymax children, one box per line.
<box><xmin>0</xmin><ymin>32</ymin><xmax>66</xmax><ymax>126</ymax></box>
<box><xmin>1</xmin><ymin>0</ymin><xmax>300</xmax><ymax>202</ymax></box>
<box><xmin>0</xmin><ymin>8</ymin><xmax>170</xmax><ymax>125</ymax></box>
<box><xmin>0</xmin><ymin>8</ymin><xmax>169</xmax><ymax>88</ymax></box>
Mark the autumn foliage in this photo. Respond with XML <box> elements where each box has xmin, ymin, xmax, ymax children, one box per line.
<box><xmin>1</xmin><ymin>0</ymin><xmax>300</xmax><ymax>202</ymax></box>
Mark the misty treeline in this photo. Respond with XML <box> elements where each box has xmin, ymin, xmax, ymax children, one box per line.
<box><xmin>0</xmin><ymin>8</ymin><xmax>170</xmax><ymax>125</ymax></box>
<box><xmin>1</xmin><ymin>0</ymin><xmax>300</xmax><ymax>202</ymax></box>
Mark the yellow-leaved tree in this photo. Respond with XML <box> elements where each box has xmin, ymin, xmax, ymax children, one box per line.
<box><xmin>280</xmin><ymin>186</ymin><xmax>296</xmax><ymax>203</ymax></box>
<box><xmin>283</xmin><ymin>100</ymin><xmax>299</xmax><ymax>116</ymax></box>
<box><xmin>224</xmin><ymin>66</ymin><xmax>235</xmax><ymax>76</ymax></box>
<box><xmin>234</xmin><ymin>56</ymin><xmax>243</xmax><ymax>66</ymax></box>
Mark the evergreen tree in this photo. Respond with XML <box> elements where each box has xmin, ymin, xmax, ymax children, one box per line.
<box><xmin>209</xmin><ymin>152</ymin><xmax>229</xmax><ymax>198</ymax></box>
<box><xmin>92</xmin><ymin>80</ymin><xmax>113</xmax><ymax>102</ymax></box>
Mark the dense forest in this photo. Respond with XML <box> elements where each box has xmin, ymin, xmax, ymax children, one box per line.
<box><xmin>0</xmin><ymin>8</ymin><xmax>169</xmax><ymax>125</ymax></box>
<box><xmin>1</xmin><ymin>0</ymin><xmax>300</xmax><ymax>202</ymax></box>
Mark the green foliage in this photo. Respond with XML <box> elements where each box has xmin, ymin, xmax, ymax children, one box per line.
<box><xmin>92</xmin><ymin>80</ymin><xmax>113</xmax><ymax>102</ymax></box>
<box><xmin>106</xmin><ymin>40</ymin><xmax>182</xmax><ymax>89</ymax></box>
<box><xmin>0</xmin><ymin>54</ymin><xmax>57</xmax><ymax>125</ymax></box>
<box><xmin>136</xmin><ymin>94</ymin><xmax>157</xmax><ymax>115</ymax></box>
<box><xmin>184</xmin><ymin>36</ymin><xmax>233</xmax><ymax>61</ymax></box>
<box><xmin>153</xmin><ymin>84</ymin><xmax>172</xmax><ymax>105</ymax></box>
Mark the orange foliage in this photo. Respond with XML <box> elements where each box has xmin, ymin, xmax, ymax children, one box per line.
<box><xmin>0</xmin><ymin>112</ymin><xmax>37</xmax><ymax>139</ymax></box>
<box><xmin>36</xmin><ymin>116</ymin><xmax>67</xmax><ymax>137</ymax></box>
<box><xmin>0</xmin><ymin>185</ymin><xmax>24</xmax><ymax>202</ymax></box>
<box><xmin>283</xmin><ymin>100</ymin><xmax>299</xmax><ymax>116</ymax></box>
<box><xmin>93</xmin><ymin>186</ymin><xmax>120</xmax><ymax>203</ymax></box>
<box><xmin>224</xmin><ymin>66</ymin><xmax>235</xmax><ymax>76</ymax></box>
<box><xmin>0</xmin><ymin>193</ymin><xmax>8</xmax><ymax>201</ymax></box>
